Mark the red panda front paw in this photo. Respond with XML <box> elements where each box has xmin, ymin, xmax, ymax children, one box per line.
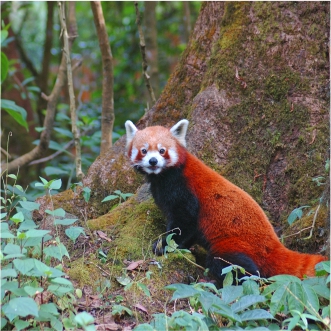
<box><xmin>152</xmin><ymin>239</ymin><xmax>166</xmax><ymax>256</ymax></box>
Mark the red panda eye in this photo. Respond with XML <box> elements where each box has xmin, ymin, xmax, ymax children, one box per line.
<box><xmin>159</xmin><ymin>148</ymin><xmax>165</xmax><ymax>155</ymax></box>
<box><xmin>141</xmin><ymin>148</ymin><xmax>147</xmax><ymax>155</ymax></box>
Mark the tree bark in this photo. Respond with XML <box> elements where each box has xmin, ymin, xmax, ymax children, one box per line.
<box><xmin>144</xmin><ymin>1</ymin><xmax>159</xmax><ymax>101</ymax></box>
<box><xmin>91</xmin><ymin>1</ymin><xmax>115</xmax><ymax>155</ymax></box>
<box><xmin>47</xmin><ymin>2</ymin><xmax>329</xmax><ymax>252</ymax></box>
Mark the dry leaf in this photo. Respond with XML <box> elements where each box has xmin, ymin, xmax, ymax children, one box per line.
<box><xmin>96</xmin><ymin>230</ymin><xmax>112</xmax><ymax>242</ymax></box>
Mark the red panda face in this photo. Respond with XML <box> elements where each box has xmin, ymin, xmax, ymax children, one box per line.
<box><xmin>125</xmin><ymin>120</ymin><xmax>189</xmax><ymax>175</ymax></box>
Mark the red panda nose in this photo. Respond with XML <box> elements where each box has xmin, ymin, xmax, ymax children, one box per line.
<box><xmin>149</xmin><ymin>157</ymin><xmax>158</xmax><ymax>166</ymax></box>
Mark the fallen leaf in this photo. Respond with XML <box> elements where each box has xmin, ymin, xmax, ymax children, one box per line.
<box><xmin>126</xmin><ymin>260</ymin><xmax>145</xmax><ymax>271</ymax></box>
<box><xmin>133</xmin><ymin>303</ymin><xmax>148</xmax><ymax>314</ymax></box>
<box><xmin>96</xmin><ymin>230</ymin><xmax>112</xmax><ymax>242</ymax></box>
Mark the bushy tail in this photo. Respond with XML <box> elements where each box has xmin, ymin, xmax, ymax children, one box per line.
<box><xmin>269</xmin><ymin>246</ymin><xmax>326</xmax><ymax>278</ymax></box>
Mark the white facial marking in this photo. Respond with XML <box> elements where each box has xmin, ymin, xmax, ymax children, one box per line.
<box><xmin>168</xmin><ymin>148</ymin><xmax>178</xmax><ymax>166</ymax></box>
<box><xmin>130</xmin><ymin>147</ymin><xmax>138</xmax><ymax>162</ymax></box>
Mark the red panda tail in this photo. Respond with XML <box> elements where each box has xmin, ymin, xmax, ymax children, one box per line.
<box><xmin>267</xmin><ymin>246</ymin><xmax>326</xmax><ymax>278</ymax></box>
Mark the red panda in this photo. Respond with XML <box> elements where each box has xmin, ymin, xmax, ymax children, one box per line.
<box><xmin>125</xmin><ymin>119</ymin><xmax>326</xmax><ymax>282</ymax></box>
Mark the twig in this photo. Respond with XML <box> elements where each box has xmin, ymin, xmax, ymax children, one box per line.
<box><xmin>134</xmin><ymin>2</ymin><xmax>156</xmax><ymax>106</ymax></box>
<box><xmin>91</xmin><ymin>1</ymin><xmax>115</xmax><ymax>155</ymax></box>
<box><xmin>28</xmin><ymin>140</ymin><xmax>75</xmax><ymax>165</ymax></box>
<box><xmin>58</xmin><ymin>1</ymin><xmax>84</xmax><ymax>181</ymax></box>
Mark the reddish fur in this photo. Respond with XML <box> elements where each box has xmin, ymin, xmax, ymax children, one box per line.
<box><xmin>128</xmin><ymin>124</ymin><xmax>326</xmax><ymax>278</ymax></box>
<box><xmin>180</xmin><ymin>147</ymin><xmax>326</xmax><ymax>278</ymax></box>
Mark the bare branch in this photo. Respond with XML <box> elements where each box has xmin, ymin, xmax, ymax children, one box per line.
<box><xmin>58</xmin><ymin>1</ymin><xmax>84</xmax><ymax>181</ymax></box>
<box><xmin>91</xmin><ymin>1</ymin><xmax>115</xmax><ymax>155</ymax></box>
<box><xmin>2</xmin><ymin>1</ymin><xmax>77</xmax><ymax>175</ymax></box>
<box><xmin>134</xmin><ymin>2</ymin><xmax>156</xmax><ymax>107</ymax></box>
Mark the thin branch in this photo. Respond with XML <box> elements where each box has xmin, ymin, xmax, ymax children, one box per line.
<box><xmin>91</xmin><ymin>1</ymin><xmax>115</xmax><ymax>155</ymax></box>
<box><xmin>2</xmin><ymin>1</ymin><xmax>78</xmax><ymax>175</ymax></box>
<box><xmin>28</xmin><ymin>140</ymin><xmax>75</xmax><ymax>166</ymax></box>
<box><xmin>58</xmin><ymin>1</ymin><xmax>84</xmax><ymax>181</ymax></box>
<box><xmin>134</xmin><ymin>2</ymin><xmax>156</xmax><ymax>106</ymax></box>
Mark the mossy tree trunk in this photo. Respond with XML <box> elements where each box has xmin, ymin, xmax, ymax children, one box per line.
<box><xmin>46</xmin><ymin>2</ymin><xmax>329</xmax><ymax>253</ymax></box>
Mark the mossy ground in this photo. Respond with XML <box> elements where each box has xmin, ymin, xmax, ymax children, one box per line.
<box><xmin>66</xmin><ymin>195</ymin><xmax>202</xmax><ymax>322</ymax></box>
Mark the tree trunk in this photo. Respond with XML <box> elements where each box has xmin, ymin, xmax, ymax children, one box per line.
<box><xmin>144</xmin><ymin>1</ymin><xmax>159</xmax><ymax>102</ymax></box>
<box><xmin>46</xmin><ymin>1</ymin><xmax>329</xmax><ymax>252</ymax></box>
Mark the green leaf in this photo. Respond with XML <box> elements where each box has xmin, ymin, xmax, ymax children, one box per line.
<box><xmin>240</xmin><ymin>309</ymin><xmax>274</xmax><ymax>321</ymax></box>
<box><xmin>44</xmin><ymin>244</ymin><xmax>70</xmax><ymax>261</ymax></box>
<box><xmin>10</xmin><ymin>211</ymin><xmax>24</xmax><ymax>224</ymax></box>
<box><xmin>50</xmin><ymin>277</ymin><xmax>74</xmax><ymax>287</ymax></box>
<box><xmin>116</xmin><ymin>275</ymin><xmax>132</xmax><ymax>286</ymax></box>
<box><xmin>231</xmin><ymin>294</ymin><xmax>266</xmax><ymax>313</ymax></box>
<box><xmin>4</xmin><ymin>243</ymin><xmax>25</xmax><ymax>255</ymax></box>
<box><xmin>44</xmin><ymin>166</ymin><xmax>68</xmax><ymax>176</ymax></box>
<box><xmin>301</xmin><ymin>283</ymin><xmax>319</xmax><ymax>314</ymax></box>
<box><xmin>1</xmin><ymin>268</ymin><xmax>17</xmax><ymax>278</ymax></box>
<box><xmin>220</xmin><ymin>285</ymin><xmax>243</xmax><ymax>304</ymax></box>
<box><xmin>287</xmin><ymin>206</ymin><xmax>310</xmax><ymax>225</ymax></box>
<box><xmin>288</xmin><ymin>282</ymin><xmax>304</xmax><ymax>313</ymax></box>
<box><xmin>165</xmin><ymin>283</ymin><xmax>200</xmax><ymax>300</ymax></box>
<box><xmin>40</xmin><ymin>303</ymin><xmax>59</xmax><ymax>315</ymax></box>
<box><xmin>82</xmin><ymin>187</ymin><xmax>91</xmax><ymax>202</ymax></box>
<box><xmin>19</xmin><ymin>201</ymin><xmax>40</xmax><ymax>211</ymax></box>
<box><xmin>2</xmin><ymin>297</ymin><xmax>39</xmax><ymax>321</ymax></box>
<box><xmin>13</xmin><ymin>258</ymin><xmax>35</xmax><ymax>275</ymax></box>
<box><xmin>48</xmin><ymin>284</ymin><xmax>73</xmax><ymax>296</ymax></box>
<box><xmin>49</xmin><ymin>179</ymin><xmax>62</xmax><ymax>190</ymax></box>
<box><xmin>24</xmin><ymin>286</ymin><xmax>44</xmax><ymax>297</ymax></box>
<box><xmin>65</xmin><ymin>226</ymin><xmax>85</xmax><ymax>242</ymax></box>
<box><xmin>18</xmin><ymin>220</ymin><xmax>38</xmax><ymax>231</ymax></box>
<box><xmin>102</xmin><ymin>195</ymin><xmax>119</xmax><ymax>202</ymax></box>
<box><xmin>1</xmin><ymin>52</ymin><xmax>8</xmax><ymax>83</ymax></box>
<box><xmin>50</xmin><ymin>317</ymin><xmax>63</xmax><ymax>331</ymax></box>
<box><xmin>137</xmin><ymin>282</ymin><xmax>151</xmax><ymax>297</ymax></box>
<box><xmin>25</xmin><ymin>229</ymin><xmax>50</xmax><ymax>238</ymax></box>
<box><xmin>53</xmin><ymin>127</ymin><xmax>73</xmax><ymax>138</ymax></box>
<box><xmin>270</xmin><ymin>281</ymin><xmax>290</xmax><ymax>316</ymax></box>
<box><xmin>0</xmin><ymin>317</ymin><xmax>7</xmax><ymax>330</ymax></box>
<box><xmin>243</xmin><ymin>279</ymin><xmax>260</xmax><ymax>295</ymax></box>
<box><xmin>111</xmin><ymin>305</ymin><xmax>133</xmax><ymax>316</ymax></box>
<box><xmin>54</xmin><ymin>218</ymin><xmax>78</xmax><ymax>225</ymax></box>
<box><xmin>45</xmin><ymin>208</ymin><xmax>66</xmax><ymax>217</ymax></box>
<box><xmin>1</xmin><ymin>99</ymin><xmax>29</xmax><ymax>131</ymax></box>
<box><xmin>14</xmin><ymin>320</ymin><xmax>30</xmax><ymax>331</ymax></box>
<box><xmin>74</xmin><ymin>311</ymin><xmax>95</xmax><ymax>326</ymax></box>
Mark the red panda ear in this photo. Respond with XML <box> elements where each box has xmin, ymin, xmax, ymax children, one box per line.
<box><xmin>170</xmin><ymin>119</ymin><xmax>189</xmax><ymax>147</ymax></box>
<box><xmin>125</xmin><ymin>120</ymin><xmax>138</xmax><ymax>147</ymax></box>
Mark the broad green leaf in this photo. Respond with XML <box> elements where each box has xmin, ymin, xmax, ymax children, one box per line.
<box><xmin>2</xmin><ymin>297</ymin><xmax>39</xmax><ymax>321</ymax></box>
<box><xmin>165</xmin><ymin>283</ymin><xmax>200</xmax><ymax>300</ymax></box>
<box><xmin>74</xmin><ymin>311</ymin><xmax>95</xmax><ymax>326</ymax></box>
<box><xmin>0</xmin><ymin>231</ymin><xmax>15</xmax><ymax>239</ymax></box>
<box><xmin>288</xmin><ymin>282</ymin><xmax>304</xmax><ymax>314</ymax></box>
<box><xmin>1</xmin><ymin>99</ymin><xmax>28</xmax><ymax>131</ymax></box>
<box><xmin>48</xmin><ymin>284</ymin><xmax>73</xmax><ymax>296</ymax></box>
<box><xmin>7</xmin><ymin>174</ymin><xmax>17</xmax><ymax>180</ymax></box>
<box><xmin>4</xmin><ymin>243</ymin><xmax>25</xmax><ymax>255</ymax></box>
<box><xmin>287</xmin><ymin>206</ymin><xmax>310</xmax><ymax>225</ymax></box>
<box><xmin>102</xmin><ymin>195</ymin><xmax>119</xmax><ymax>202</ymax></box>
<box><xmin>54</xmin><ymin>127</ymin><xmax>73</xmax><ymax>138</ymax></box>
<box><xmin>14</xmin><ymin>320</ymin><xmax>30</xmax><ymax>331</ymax></box>
<box><xmin>240</xmin><ymin>309</ymin><xmax>274</xmax><ymax>321</ymax></box>
<box><xmin>50</xmin><ymin>277</ymin><xmax>73</xmax><ymax>287</ymax></box>
<box><xmin>82</xmin><ymin>187</ymin><xmax>91</xmax><ymax>202</ymax></box>
<box><xmin>1</xmin><ymin>268</ymin><xmax>17</xmax><ymax>278</ymax></box>
<box><xmin>137</xmin><ymin>282</ymin><xmax>150</xmax><ymax>297</ymax></box>
<box><xmin>116</xmin><ymin>275</ymin><xmax>132</xmax><ymax>286</ymax></box>
<box><xmin>40</xmin><ymin>303</ymin><xmax>59</xmax><ymax>315</ymax></box>
<box><xmin>45</xmin><ymin>208</ymin><xmax>66</xmax><ymax>217</ymax></box>
<box><xmin>13</xmin><ymin>258</ymin><xmax>35</xmax><ymax>275</ymax></box>
<box><xmin>44</xmin><ymin>166</ymin><xmax>68</xmax><ymax>176</ymax></box>
<box><xmin>1</xmin><ymin>52</ymin><xmax>8</xmax><ymax>82</ymax></box>
<box><xmin>50</xmin><ymin>317</ymin><xmax>63</xmax><ymax>331</ymax></box>
<box><xmin>1</xmin><ymin>317</ymin><xmax>7</xmax><ymax>330</ymax></box>
<box><xmin>24</xmin><ymin>285</ymin><xmax>44</xmax><ymax>296</ymax></box>
<box><xmin>198</xmin><ymin>290</ymin><xmax>224</xmax><ymax>313</ymax></box>
<box><xmin>19</xmin><ymin>201</ymin><xmax>40</xmax><ymax>211</ymax></box>
<box><xmin>54</xmin><ymin>218</ymin><xmax>77</xmax><ymax>226</ymax></box>
<box><xmin>10</xmin><ymin>211</ymin><xmax>24</xmax><ymax>224</ymax></box>
<box><xmin>18</xmin><ymin>220</ymin><xmax>38</xmax><ymax>231</ymax></box>
<box><xmin>44</xmin><ymin>244</ymin><xmax>70</xmax><ymax>260</ymax></box>
<box><xmin>220</xmin><ymin>285</ymin><xmax>243</xmax><ymax>304</ymax></box>
<box><xmin>49</xmin><ymin>179</ymin><xmax>62</xmax><ymax>190</ymax></box>
<box><xmin>270</xmin><ymin>281</ymin><xmax>290</xmax><ymax>316</ymax></box>
<box><xmin>65</xmin><ymin>226</ymin><xmax>85</xmax><ymax>242</ymax></box>
<box><xmin>25</xmin><ymin>229</ymin><xmax>50</xmax><ymax>238</ymax></box>
<box><xmin>231</xmin><ymin>294</ymin><xmax>266</xmax><ymax>313</ymax></box>
<box><xmin>243</xmin><ymin>279</ymin><xmax>260</xmax><ymax>295</ymax></box>
<box><xmin>268</xmin><ymin>274</ymin><xmax>301</xmax><ymax>283</ymax></box>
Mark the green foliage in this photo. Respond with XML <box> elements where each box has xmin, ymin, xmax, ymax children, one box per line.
<box><xmin>102</xmin><ymin>189</ymin><xmax>134</xmax><ymax>205</ymax></box>
<box><xmin>1</xmin><ymin>174</ymin><xmax>94</xmax><ymax>330</ymax></box>
<box><xmin>1</xmin><ymin>99</ymin><xmax>29</xmax><ymax>131</ymax></box>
